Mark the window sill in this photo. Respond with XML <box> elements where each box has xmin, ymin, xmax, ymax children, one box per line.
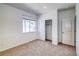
<box><xmin>22</xmin><ymin>31</ymin><xmax>37</xmax><ymax>34</ymax></box>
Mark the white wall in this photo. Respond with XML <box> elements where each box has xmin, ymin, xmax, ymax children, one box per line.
<box><xmin>0</xmin><ymin>5</ymin><xmax>4</xmax><ymax>51</ymax></box>
<box><xmin>0</xmin><ymin>4</ymin><xmax>38</xmax><ymax>52</ymax></box>
<box><xmin>38</xmin><ymin>9</ymin><xmax>58</xmax><ymax>45</ymax></box>
<box><xmin>38</xmin><ymin>19</ymin><xmax>45</xmax><ymax>41</ymax></box>
<box><xmin>76</xmin><ymin>4</ymin><xmax>79</xmax><ymax>56</ymax></box>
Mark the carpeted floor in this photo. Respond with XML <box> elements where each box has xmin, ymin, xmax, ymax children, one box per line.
<box><xmin>0</xmin><ymin>39</ymin><xmax>75</xmax><ymax>56</ymax></box>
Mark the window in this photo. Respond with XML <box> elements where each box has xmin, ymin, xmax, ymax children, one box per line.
<box><xmin>30</xmin><ymin>20</ymin><xmax>36</xmax><ymax>32</ymax></box>
<box><xmin>23</xmin><ymin>18</ymin><xmax>36</xmax><ymax>32</ymax></box>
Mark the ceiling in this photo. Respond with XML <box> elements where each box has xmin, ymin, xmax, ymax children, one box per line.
<box><xmin>5</xmin><ymin>3</ymin><xmax>75</xmax><ymax>16</ymax></box>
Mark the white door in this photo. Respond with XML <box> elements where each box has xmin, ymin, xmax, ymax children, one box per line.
<box><xmin>62</xmin><ymin>18</ymin><xmax>73</xmax><ymax>45</ymax></box>
<box><xmin>60</xmin><ymin>9</ymin><xmax>75</xmax><ymax>46</ymax></box>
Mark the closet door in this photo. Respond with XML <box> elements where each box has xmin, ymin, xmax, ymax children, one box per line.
<box><xmin>62</xmin><ymin>18</ymin><xmax>73</xmax><ymax>45</ymax></box>
<box><xmin>60</xmin><ymin>9</ymin><xmax>75</xmax><ymax>46</ymax></box>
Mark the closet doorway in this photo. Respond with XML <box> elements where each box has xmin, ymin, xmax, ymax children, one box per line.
<box><xmin>45</xmin><ymin>20</ymin><xmax>52</xmax><ymax>42</ymax></box>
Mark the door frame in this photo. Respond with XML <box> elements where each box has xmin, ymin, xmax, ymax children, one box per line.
<box><xmin>58</xmin><ymin>7</ymin><xmax>76</xmax><ymax>46</ymax></box>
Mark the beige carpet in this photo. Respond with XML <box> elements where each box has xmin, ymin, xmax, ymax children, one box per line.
<box><xmin>0</xmin><ymin>39</ymin><xmax>75</xmax><ymax>56</ymax></box>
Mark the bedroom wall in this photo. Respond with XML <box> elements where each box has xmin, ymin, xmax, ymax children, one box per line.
<box><xmin>76</xmin><ymin>3</ymin><xmax>79</xmax><ymax>56</ymax></box>
<box><xmin>38</xmin><ymin>9</ymin><xmax>58</xmax><ymax>45</ymax></box>
<box><xmin>0</xmin><ymin>4</ymin><xmax>38</xmax><ymax>52</ymax></box>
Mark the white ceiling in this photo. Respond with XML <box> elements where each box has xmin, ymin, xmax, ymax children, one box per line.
<box><xmin>6</xmin><ymin>3</ymin><xmax>75</xmax><ymax>16</ymax></box>
<box><xmin>26</xmin><ymin>3</ymin><xmax>75</xmax><ymax>14</ymax></box>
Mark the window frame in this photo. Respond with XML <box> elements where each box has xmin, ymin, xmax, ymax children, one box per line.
<box><xmin>22</xmin><ymin>17</ymin><xmax>37</xmax><ymax>33</ymax></box>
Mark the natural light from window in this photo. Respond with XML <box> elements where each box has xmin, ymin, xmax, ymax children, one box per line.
<box><xmin>23</xmin><ymin>18</ymin><xmax>36</xmax><ymax>33</ymax></box>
